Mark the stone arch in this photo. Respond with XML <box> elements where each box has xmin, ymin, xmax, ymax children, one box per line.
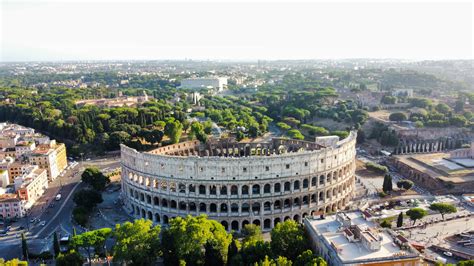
<box><xmin>319</xmin><ymin>175</ymin><xmax>325</xmax><ymax>185</ymax></box>
<box><xmin>274</xmin><ymin>217</ymin><xmax>281</xmax><ymax>226</ymax></box>
<box><xmin>231</xmin><ymin>220</ymin><xmax>239</xmax><ymax>231</ymax></box>
<box><xmin>155</xmin><ymin>213</ymin><xmax>160</xmax><ymax>223</ymax></box>
<box><xmin>274</xmin><ymin>183</ymin><xmax>281</xmax><ymax>193</ymax></box>
<box><xmin>179</xmin><ymin>201</ymin><xmax>187</xmax><ymax>211</ymax></box>
<box><xmin>303</xmin><ymin>179</ymin><xmax>309</xmax><ymax>188</ymax></box>
<box><xmin>311</xmin><ymin>176</ymin><xmax>317</xmax><ymax>186</ymax></box>
<box><xmin>210</xmin><ymin>203</ymin><xmax>217</xmax><ymax>213</ymax></box>
<box><xmin>294</xmin><ymin>180</ymin><xmax>300</xmax><ymax>190</ymax></box>
<box><xmin>264</xmin><ymin>201</ymin><xmax>271</xmax><ymax>211</ymax></box>
<box><xmin>161</xmin><ymin>198</ymin><xmax>168</xmax><ymax>208</ymax></box>
<box><xmin>283</xmin><ymin>199</ymin><xmax>291</xmax><ymax>208</ymax></box>
<box><xmin>252</xmin><ymin>202</ymin><xmax>261</xmax><ymax>213</ymax></box>
<box><xmin>189</xmin><ymin>184</ymin><xmax>196</xmax><ymax>193</ymax></box>
<box><xmin>264</xmin><ymin>219</ymin><xmax>271</xmax><ymax>229</ymax></box>
<box><xmin>199</xmin><ymin>203</ymin><xmax>207</xmax><ymax>212</ymax></box>
<box><xmin>252</xmin><ymin>184</ymin><xmax>260</xmax><ymax>195</ymax></box>
<box><xmin>189</xmin><ymin>202</ymin><xmax>196</xmax><ymax>212</ymax></box>
<box><xmin>199</xmin><ymin>185</ymin><xmax>206</xmax><ymax>195</ymax></box>
<box><xmin>294</xmin><ymin>197</ymin><xmax>300</xmax><ymax>206</ymax></box>
<box><xmin>242</xmin><ymin>220</ymin><xmax>250</xmax><ymax>228</ymax></box>
<box><xmin>253</xmin><ymin>219</ymin><xmax>261</xmax><ymax>227</ymax></box>
<box><xmin>274</xmin><ymin>200</ymin><xmax>281</xmax><ymax>210</ymax></box>
<box><xmin>302</xmin><ymin>195</ymin><xmax>309</xmax><ymax>205</ymax></box>
<box><xmin>221</xmin><ymin>221</ymin><xmax>229</xmax><ymax>231</ymax></box>
<box><xmin>221</xmin><ymin>203</ymin><xmax>228</xmax><ymax>213</ymax></box>
<box><xmin>210</xmin><ymin>185</ymin><xmax>217</xmax><ymax>195</ymax></box>
<box><xmin>242</xmin><ymin>185</ymin><xmax>249</xmax><ymax>195</ymax></box>
<box><xmin>284</xmin><ymin>182</ymin><xmax>291</xmax><ymax>192</ymax></box>
<box><xmin>264</xmin><ymin>184</ymin><xmax>271</xmax><ymax>194</ymax></box>
<box><xmin>231</xmin><ymin>203</ymin><xmax>239</xmax><ymax>213</ymax></box>
<box><xmin>178</xmin><ymin>183</ymin><xmax>186</xmax><ymax>193</ymax></box>
<box><xmin>141</xmin><ymin>209</ymin><xmax>146</xmax><ymax>218</ymax></box>
<box><xmin>147</xmin><ymin>211</ymin><xmax>152</xmax><ymax>220</ymax></box>
<box><xmin>284</xmin><ymin>216</ymin><xmax>291</xmax><ymax>221</ymax></box>
<box><xmin>242</xmin><ymin>203</ymin><xmax>250</xmax><ymax>213</ymax></box>
<box><xmin>293</xmin><ymin>214</ymin><xmax>300</xmax><ymax>223</ymax></box>
<box><xmin>170</xmin><ymin>200</ymin><xmax>177</xmax><ymax>209</ymax></box>
<box><xmin>163</xmin><ymin>215</ymin><xmax>169</xmax><ymax>224</ymax></box>
<box><xmin>220</xmin><ymin>186</ymin><xmax>227</xmax><ymax>195</ymax></box>
<box><xmin>231</xmin><ymin>185</ymin><xmax>238</xmax><ymax>195</ymax></box>
<box><xmin>153</xmin><ymin>196</ymin><xmax>160</xmax><ymax>206</ymax></box>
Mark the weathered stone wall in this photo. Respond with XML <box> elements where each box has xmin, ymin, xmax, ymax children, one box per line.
<box><xmin>120</xmin><ymin>132</ymin><xmax>357</xmax><ymax>231</ymax></box>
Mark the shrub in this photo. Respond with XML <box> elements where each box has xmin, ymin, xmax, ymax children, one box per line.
<box><xmin>365</xmin><ymin>162</ymin><xmax>388</xmax><ymax>174</ymax></box>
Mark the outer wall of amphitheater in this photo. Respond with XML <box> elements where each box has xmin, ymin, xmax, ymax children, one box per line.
<box><xmin>120</xmin><ymin>132</ymin><xmax>357</xmax><ymax>232</ymax></box>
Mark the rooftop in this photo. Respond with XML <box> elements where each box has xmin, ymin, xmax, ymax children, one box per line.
<box><xmin>306</xmin><ymin>211</ymin><xmax>419</xmax><ymax>263</ymax></box>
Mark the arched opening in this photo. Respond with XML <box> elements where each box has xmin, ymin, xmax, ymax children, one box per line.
<box><xmin>231</xmin><ymin>185</ymin><xmax>238</xmax><ymax>195</ymax></box>
<box><xmin>189</xmin><ymin>184</ymin><xmax>196</xmax><ymax>193</ymax></box>
<box><xmin>221</xmin><ymin>203</ymin><xmax>228</xmax><ymax>213</ymax></box>
<box><xmin>264</xmin><ymin>202</ymin><xmax>271</xmax><ymax>211</ymax></box>
<box><xmin>242</xmin><ymin>220</ymin><xmax>250</xmax><ymax>228</ymax></box>
<box><xmin>141</xmin><ymin>209</ymin><xmax>146</xmax><ymax>218</ymax></box>
<box><xmin>163</xmin><ymin>215</ymin><xmax>169</xmax><ymax>224</ymax></box>
<box><xmin>264</xmin><ymin>219</ymin><xmax>271</xmax><ymax>229</ymax></box>
<box><xmin>210</xmin><ymin>203</ymin><xmax>217</xmax><ymax>213</ymax></box>
<box><xmin>311</xmin><ymin>194</ymin><xmax>317</xmax><ymax>203</ymax></box>
<box><xmin>231</xmin><ymin>203</ymin><xmax>239</xmax><ymax>213</ymax></box>
<box><xmin>252</xmin><ymin>184</ymin><xmax>260</xmax><ymax>195</ymax></box>
<box><xmin>242</xmin><ymin>185</ymin><xmax>249</xmax><ymax>195</ymax></box>
<box><xmin>293</xmin><ymin>214</ymin><xmax>300</xmax><ymax>222</ymax></box>
<box><xmin>231</xmin><ymin>220</ymin><xmax>239</xmax><ymax>231</ymax></box>
<box><xmin>146</xmin><ymin>195</ymin><xmax>151</xmax><ymax>204</ymax></box>
<box><xmin>284</xmin><ymin>216</ymin><xmax>290</xmax><ymax>221</ymax></box>
<box><xmin>242</xmin><ymin>203</ymin><xmax>250</xmax><ymax>213</ymax></box>
<box><xmin>210</xmin><ymin>185</ymin><xmax>217</xmax><ymax>195</ymax></box>
<box><xmin>302</xmin><ymin>213</ymin><xmax>308</xmax><ymax>218</ymax></box>
<box><xmin>283</xmin><ymin>199</ymin><xmax>290</xmax><ymax>208</ymax></box>
<box><xmin>221</xmin><ymin>221</ymin><xmax>229</xmax><ymax>231</ymax></box>
<box><xmin>302</xmin><ymin>195</ymin><xmax>309</xmax><ymax>205</ymax></box>
<box><xmin>199</xmin><ymin>185</ymin><xmax>206</xmax><ymax>195</ymax></box>
<box><xmin>140</xmin><ymin>193</ymin><xmax>145</xmax><ymax>202</ymax></box>
<box><xmin>189</xmin><ymin>202</ymin><xmax>196</xmax><ymax>212</ymax></box>
<box><xmin>294</xmin><ymin>180</ymin><xmax>300</xmax><ymax>190</ymax></box>
<box><xmin>162</xmin><ymin>199</ymin><xmax>168</xmax><ymax>208</ymax></box>
<box><xmin>311</xmin><ymin>177</ymin><xmax>317</xmax><ymax>186</ymax></box>
<box><xmin>147</xmin><ymin>211</ymin><xmax>152</xmax><ymax>220</ymax></box>
<box><xmin>179</xmin><ymin>201</ymin><xmax>186</xmax><ymax>211</ymax></box>
<box><xmin>220</xmin><ymin>186</ymin><xmax>227</xmax><ymax>195</ymax></box>
<box><xmin>274</xmin><ymin>183</ymin><xmax>281</xmax><ymax>193</ymax></box>
<box><xmin>170</xmin><ymin>200</ymin><xmax>177</xmax><ymax>209</ymax></box>
<box><xmin>252</xmin><ymin>202</ymin><xmax>260</xmax><ymax>214</ymax></box>
<box><xmin>303</xmin><ymin>179</ymin><xmax>308</xmax><ymax>189</ymax></box>
<box><xmin>293</xmin><ymin>197</ymin><xmax>300</xmax><ymax>206</ymax></box>
<box><xmin>284</xmin><ymin>182</ymin><xmax>291</xmax><ymax>192</ymax></box>
<box><xmin>319</xmin><ymin>175</ymin><xmax>325</xmax><ymax>185</ymax></box>
<box><xmin>178</xmin><ymin>183</ymin><xmax>186</xmax><ymax>193</ymax></box>
<box><xmin>274</xmin><ymin>218</ymin><xmax>281</xmax><ymax>226</ymax></box>
<box><xmin>319</xmin><ymin>192</ymin><xmax>324</xmax><ymax>201</ymax></box>
<box><xmin>253</xmin><ymin>219</ymin><xmax>261</xmax><ymax>227</ymax></box>
<box><xmin>153</xmin><ymin>196</ymin><xmax>160</xmax><ymax>206</ymax></box>
<box><xmin>155</xmin><ymin>213</ymin><xmax>160</xmax><ymax>223</ymax></box>
<box><xmin>274</xmin><ymin>200</ymin><xmax>281</xmax><ymax>210</ymax></box>
<box><xmin>264</xmin><ymin>184</ymin><xmax>271</xmax><ymax>194</ymax></box>
<box><xmin>199</xmin><ymin>203</ymin><xmax>207</xmax><ymax>212</ymax></box>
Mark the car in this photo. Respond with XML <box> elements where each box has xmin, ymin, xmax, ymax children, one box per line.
<box><xmin>443</xmin><ymin>251</ymin><xmax>453</xmax><ymax>257</ymax></box>
<box><xmin>39</xmin><ymin>221</ymin><xmax>46</xmax><ymax>226</ymax></box>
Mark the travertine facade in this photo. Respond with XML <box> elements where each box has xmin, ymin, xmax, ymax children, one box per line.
<box><xmin>121</xmin><ymin>132</ymin><xmax>357</xmax><ymax>231</ymax></box>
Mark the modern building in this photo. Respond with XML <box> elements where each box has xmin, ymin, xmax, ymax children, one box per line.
<box><xmin>121</xmin><ymin>132</ymin><xmax>357</xmax><ymax>231</ymax></box>
<box><xmin>392</xmin><ymin>88</ymin><xmax>414</xmax><ymax>98</ymax></box>
<box><xmin>29</xmin><ymin>140</ymin><xmax>67</xmax><ymax>181</ymax></box>
<box><xmin>14</xmin><ymin>166</ymin><xmax>48</xmax><ymax>207</ymax></box>
<box><xmin>304</xmin><ymin>211</ymin><xmax>421</xmax><ymax>266</ymax></box>
<box><xmin>180</xmin><ymin>77</ymin><xmax>228</xmax><ymax>92</ymax></box>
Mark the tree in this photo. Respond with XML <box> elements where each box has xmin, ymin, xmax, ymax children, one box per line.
<box><xmin>429</xmin><ymin>203</ymin><xmax>457</xmax><ymax>220</ymax></box>
<box><xmin>396</xmin><ymin>179</ymin><xmax>414</xmax><ymax>190</ymax></box>
<box><xmin>382</xmin><ymin>174</ymin><xmax>393</xmax><ymax>193</ymax></box>
<box><xmin>81</xmin><ymin>167</ymin><xmax>110</xmax><ymax>191</ymax></box>
<box><xmin>295</xmin><ymin>250</ymin><xmax>327</xmax><ymax>266</ymax></box>
<box><xmin>287</xmin><ymin>129</ymin><xmax>304</xmax><ymax>140</ymax></box>
<box><xmin>270</xmin><ymin>220</ymin><xmax>309</xmax><ymax>261</ymax></box>
<box><xmin>108</xmin><ymin>131</ymin><xmax>131</xmax><ymax>150</ymax></box>
<box><xmin>73</xmin><ymin>189</ymin><xmax>103</xmax><ymax>209</ymax></box>
<box><xmin>397</xmin><ymin>212</ymin><xmax>404</xmax><ymax>227</ymax></box>
<box><xmin>162</xmin><ymin>215</ymin><xmax>232</xmax><ymax>266</ymax></box>
<box><xmin>406</xmin><ymin>208</ymin><xmax>428</xmax><ymax>225</ymax></box>
<box><xmin>21</xmin><ymin>233</ymin><xmax>28</xmax><ymax>260</ymax></box>
<box><xmin>380</xmin><ymin>220</ymin><xmax>391</xmax><ymax>228</ymax></box>
<box><xmin>73</xmin><ymin>228</ymin><xmax>112</xmax><ymax>266</ymax></box>
<box><xmin>56</xmin><ymin>250</ymin><xmax>84</xmax><ymax>266</ymax></box>
<box><xmin>389</xmin><ymin>112</ymin><xmax>407</xmax><ymax>122</ymax></box>
<box><xmin>72</xmin><ymin>206</ymin><xmax>89</xmax><ymax>226</ymax></box>
<box><xmin>435</xmin><ymin>103</ymin><xmax>451</xmax><ymax>114</ymax></box>
<box><xmin>113</xmin><ymin>219</ymin><xmax>162</xmax><ymax>265</ymax></box>
<box><xmin>53</xmin><ymin>232</ymin><xmax>60</xmax><ymax>257</ymax></box>
<box><xmin>164</xmin><ymin>119</ymin><xmax>183</xmax><ymax>143</ymax></box>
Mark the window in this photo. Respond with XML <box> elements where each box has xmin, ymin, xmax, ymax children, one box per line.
<box><xmin>221</xmin><ymin>167</ymin><xmax>225</xmax><ymax>173</ymax></box>
<box><xmin>243</xmin><ymin>167</ymin><xmax>247</xmax><ymax>172</ymax></box>
<box><xmin>305</xmin><ymin>162</ymin><xmax>308</xmax><ymax>167</ymax></box>
<box><xmin>265</xmin><ymin>166</ymin><xmax>269</xmax><ymax>171</ymax></box>
<box><xmin>286</xmin><ymin>164</ymin><xmax>290</xmax><ymax>169</ymax></box>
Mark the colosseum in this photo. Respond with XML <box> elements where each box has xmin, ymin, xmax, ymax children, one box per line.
<box><xmin>120</xmin><ymin>131</ymin><xmax>357</xmax><ymax>231</ymax></box>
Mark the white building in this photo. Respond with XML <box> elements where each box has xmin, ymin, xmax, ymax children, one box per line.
<box><xmin>0</xmin><ymin>170</ymin><xmax>9</xmax><ymax>188</ymax></box>
<box><xmin>180</xmin><ymin>77</ymin><xmax>228</xmax><ymax>92</ymax></box>
<box><xmin>14</xmin><ymin>166</ymin><xmax>48</xmax><ymax>208</ymax></box>
<box><xmin>304</xmin><ymin>211</ymin><xmax>421</xmax><ymax>265</ymax></box>
<box><xmin>392</xmin><ymin>89</ymin><xmax>414</xmax><ymax>98</ymax></box>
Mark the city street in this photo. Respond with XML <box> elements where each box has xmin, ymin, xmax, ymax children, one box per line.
<box><xmin>0</xmin><ymin>156</ymin><xmax>120</xmax><ymax>260</ymax></box>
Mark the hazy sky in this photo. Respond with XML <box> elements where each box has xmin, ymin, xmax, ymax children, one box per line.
<box><xmin>1</xmin><ymin>0</ymin><xmax>473</xmax><ymax>61</ymax></box>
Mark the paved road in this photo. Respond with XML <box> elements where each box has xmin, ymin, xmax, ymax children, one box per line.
<box><xmin>0</xmin><ymin>156</ymin><xmax>120</xmax><ymax>260</ymax></box>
